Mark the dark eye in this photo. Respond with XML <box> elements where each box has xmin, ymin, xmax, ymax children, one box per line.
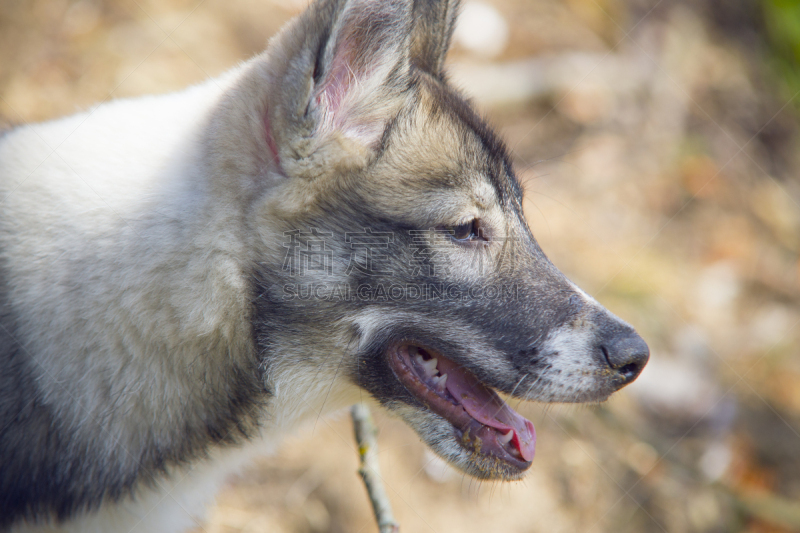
<box><xmin>444</xmin><ymin>219</ymin><xmax>485</xmax><ymax>242</ymax></box>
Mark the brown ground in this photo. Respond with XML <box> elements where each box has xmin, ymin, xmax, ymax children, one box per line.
<box><xmin>2</xmin><ymin>0</ymin><xmax>799</xmax><ymax>531</ymax></box>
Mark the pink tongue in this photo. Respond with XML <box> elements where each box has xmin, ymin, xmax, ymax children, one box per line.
<box><xmin>437</xmin><ymin>358</ymin><xmax>536</xmax><ymax>461</ymax></box>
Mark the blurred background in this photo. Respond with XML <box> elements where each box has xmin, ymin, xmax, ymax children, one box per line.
<box><xmin>2</xmin><ymin>0</ymin><xmax>799</xmax><ymax>531</ymax></box>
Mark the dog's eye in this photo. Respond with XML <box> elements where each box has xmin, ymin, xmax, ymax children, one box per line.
<box><xmin>445</xmin><ymin>219</ymin><xmax>485</xmax><ymax>242</ymax></box>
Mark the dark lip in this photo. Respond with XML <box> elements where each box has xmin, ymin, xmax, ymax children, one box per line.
<box><xmin>387</xmin><ymin>342</ymin><xmax>532</xmax><ymax>473</ymax></box>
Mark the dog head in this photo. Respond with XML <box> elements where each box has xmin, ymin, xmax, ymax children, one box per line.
<box><xmin>210</xmin><ymin>0</ymin><xmax>649</xmax><ymax>480</ymax></box>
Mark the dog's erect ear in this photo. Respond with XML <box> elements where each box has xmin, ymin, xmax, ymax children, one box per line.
<box><xmin>410</xmin><ymin>0</ymin><xmax>461</xmax><ymax>76</ymax></box>
<box><xmin>313</xmin><ymin>0</ymin><xmax>413</xmax><ymax>146</ymax></box>
<box><xmin>268</xmin><ymin>0</ymin><xmax>415</xmax><ymax>166</ymax></box>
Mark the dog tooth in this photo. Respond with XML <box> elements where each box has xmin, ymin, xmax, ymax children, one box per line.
<box><xmin>421</xmin><ymin>357</ymin><xmax>438</xmax><ymax>377</ymax></box>
<box><xmin>436</xmin><ymin>373</ymin><xmax>448</xmax><ymax>390</ymax></box>
<box><xmin>498</xmin><ymin>430</ymin><xmax>514</xmax><ymax>446</ymax></box>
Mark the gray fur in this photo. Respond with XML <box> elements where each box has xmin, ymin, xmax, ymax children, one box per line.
<box><xmin>411</xmin><ymin>0</ymin><xmax>461</xmax><ymax>75</ymax></box>
<box><xmin>0</xmin><ymin>0</ymin><xmax>648</xmax><ymax>529</ymax></box>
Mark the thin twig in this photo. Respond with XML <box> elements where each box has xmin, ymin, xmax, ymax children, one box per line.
<box><xmin>351</xmin><ymin>403</ymin><xmax>400</xmax><ymax>533</ymax></box>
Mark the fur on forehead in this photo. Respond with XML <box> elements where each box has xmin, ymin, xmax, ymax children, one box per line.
<box><xmin>268</xmin><ymin>81</ymin><xmax>518</xmax><ymax>232</ymax></box>
<box><xmin>352</xmin><ymin>75</ymin><xmax>516</xmax><ymax>214</ymax></box>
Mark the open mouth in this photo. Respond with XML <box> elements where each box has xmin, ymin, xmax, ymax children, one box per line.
<box><xmin>388</xmin><ymin>343</ymin><xmax>535</xmax><ymax>472</ymax></box>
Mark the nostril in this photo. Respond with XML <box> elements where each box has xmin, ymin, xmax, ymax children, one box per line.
<box><xmin>600</xmin><ymin>345</ymin><xmax>611</xmax><ymax>367</ymax></box>
<box><xmin>618</xmin><ymin>363</ymin><xmax>640</xmax><ymax>380</ymax></box>
<box><xmin>601</xmin><ymin>332</ymin><xmax>650</xmax><ymax>386</ymax></box>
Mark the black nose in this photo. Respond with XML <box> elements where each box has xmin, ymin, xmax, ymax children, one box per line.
<box><xmin>601</xmin><ymin>331</ymin><xmax>649</xmax><ymax>387</ymax></box>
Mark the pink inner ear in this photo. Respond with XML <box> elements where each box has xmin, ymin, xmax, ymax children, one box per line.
<box><xmin>312</xmin><ymin>4</ymin><xmax>406</xmax><ymax>146</ymax></box>
<box><xmin>315</xmin><ymin>35</ymin><xmax>362</xmax><ymax>133</ymax></box>
<box><xmin>316</xmin><ymin>53</ymin><xmax>354</xmax><ymax>118</ymax></box>
<box><xmin>314</xmin><ymin>31</ymin><xmax>389</xmax><ymax>146</ymax></box>
<box><xmin>315</xmin><ymin>58</ymin><xmax>388</xmax><ymax>146</ymax></box>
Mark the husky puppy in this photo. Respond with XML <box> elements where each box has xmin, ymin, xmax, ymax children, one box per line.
<box><xmin>0</xmin><ymin>0</ymin><xmax>649</xmax><ymax>531</ymax></box>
